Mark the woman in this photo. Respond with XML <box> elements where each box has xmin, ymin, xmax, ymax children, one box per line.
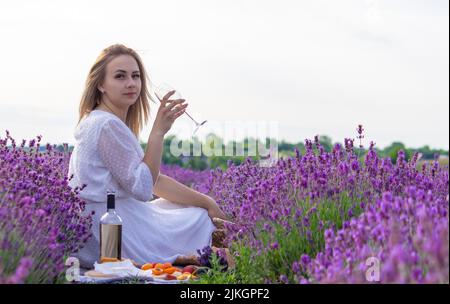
<box><xmin>68</xmin><ymin>44</ymin><xmax>227</xmax><ymax>269</ymax></box>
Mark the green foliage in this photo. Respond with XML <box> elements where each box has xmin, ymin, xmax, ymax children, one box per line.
<box><xmin>68</xmin><ymin>134</ymin><xmax>448</xmax><ymax>171</ymax></box>
<box><xmin>190</xmin><ymin>254</ymin><xmax>240</xmax><ymax>284</ymax></box>
<box><xmin>318</xmin><ymin>135</ymin><xmax>333</xmax><ymax>152</ymax></box>
<box><xmin>194</xmin><ymin>192</ymin><xmax>364</xmax><ymax>284</ymax></box>
<box><xmin>384</xmin><ymin>142</ymin><xmax>409</xmax><ymax>163</ymax></box>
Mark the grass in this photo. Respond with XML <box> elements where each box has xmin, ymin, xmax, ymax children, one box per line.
<box><xmin>192</xmin><ymin>191</ymin><xmax>363</xmax><ymax>284</ymax></box>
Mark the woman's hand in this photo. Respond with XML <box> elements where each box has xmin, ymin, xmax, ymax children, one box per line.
<box><xmin>152</xmin><ymin>90</ymin><xmax>188</xmax><ymax>136</ymax></box>
<box><xmin>206</xmin><ymin>198</ymin><xmax>227</xmax><ymax>221</ymax></box>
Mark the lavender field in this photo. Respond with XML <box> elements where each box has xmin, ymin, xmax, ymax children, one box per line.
<box><xmin>0</xmin><ymin>127</ymin><xmax>448</xmax><ymax>284</ymax></box>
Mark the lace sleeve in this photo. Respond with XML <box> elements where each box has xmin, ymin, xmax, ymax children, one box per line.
<box><xmin>97</xmin><ymin>119</ymin><xmax>153</xmax><ymax>201</ymax></box>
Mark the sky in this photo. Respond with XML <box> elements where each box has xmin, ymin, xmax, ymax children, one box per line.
<box><xmin>0</xmin><ymin>0</ymin><xmax>448</xmax><ymax>150</ymax></box>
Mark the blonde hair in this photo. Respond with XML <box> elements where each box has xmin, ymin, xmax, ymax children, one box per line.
<box><xmin>77</xmin><ymin>44</ymin><xmax>155</xmax><ymax>139</ymax></box>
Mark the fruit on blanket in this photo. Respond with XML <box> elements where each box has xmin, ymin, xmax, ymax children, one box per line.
<box><xmin>141</xmin><ymin>263</ymin><xmax>154</xmax><ymax>271</ymax></box>
<box><xmin>100</xmin><ymin>257</ymin><xmax>120</xmax><ymax>263</ymax></box>
<box><xmin>163</xmin><ymin>267</ymin><xmax>176</xmax><ymax>274</ymax></box>
<box><xmin>177</xmin><ymin>273</ymin><xmax>191</xmax><ymax>281</ymax></box>
<box><xmin>182</xmin><ymin>265</ymin><xmax>195</xmax><ymax>274</ymax></box>
<box><xmin>141</xmin><ymin>262</ymin><xmax>181</xmax><ymax>275</ymax></box>
<box><xmin>176</xmin><ymin>273</ymin><xmax>199</xmax><ymax>280</ymax></box>
<box><xmin>164</xmin><ymin>274</ymin><xmax>177</xmax><ymax>280</ymax></box>
<box><xmin>152</xmin><ymin>268</ymin><xmax>164</xmax><ymax>275</ymax></box>
<box><xmin>154</xmin><ymin>262</ymin><xmax>172</xmax><ymax>269</ymax></box>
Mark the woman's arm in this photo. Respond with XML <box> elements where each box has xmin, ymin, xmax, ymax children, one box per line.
<box><xmin>153</xmin><ymin>173</ymin><xmax>213</xmax><ymax>209</ymax></box>
<box><xmin>143</xmin><ymin>92</ymin><xmax>188</xmax><ymax>185</ymax></box>
<box><xmin>143</xmin><ymin>129</ymin><xmax>164</xmax><ymax>185</ymax></box>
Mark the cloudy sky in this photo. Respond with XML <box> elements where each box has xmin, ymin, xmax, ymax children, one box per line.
<box><xmin>0</xmin><ymin>0</ymin><xmax>448</xmax><ymax>149</ymax></box>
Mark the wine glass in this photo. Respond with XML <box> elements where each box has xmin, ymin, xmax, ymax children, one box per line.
<box><xmin>150</xmin><ymin>82</ymin><xmax>207</xmax><ymax>136</ymax></box>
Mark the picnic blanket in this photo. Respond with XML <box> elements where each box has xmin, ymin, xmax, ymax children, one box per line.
<box><xmin>78</xmin><ymin>259</ymin><xmax>193</xmax><ymax>284</ymax></box>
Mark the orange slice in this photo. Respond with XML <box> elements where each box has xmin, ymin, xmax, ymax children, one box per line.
<box><xmin>163</xmin><ymin>267</ymin><xmax>177</xmax><ymax>274</ymax></box>
<box><xmin>141</xmin><ymin>263</ymin><xmax>154</xmax><ymax>271</ymax></box>
<box><xmin>152</xmin><ymin>268</ymin><xmax>164</xmax><ymax>275</ymax></box>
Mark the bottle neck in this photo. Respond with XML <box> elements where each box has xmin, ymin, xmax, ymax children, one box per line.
<box><xmin>107</xmin><ymin>208</ymin><xmax>116</xmax><ymax>214</ymax></box>
<box><xmin>107</xmin><ymin>193</ymin><xmax>115</xmax><ymax>210</ymax></box>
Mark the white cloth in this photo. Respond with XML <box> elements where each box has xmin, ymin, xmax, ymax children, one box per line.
<box><xmin>68</xmin><ymin>109</ymin><xmax>215</xmax><ymax>268</ymax></box>
<box><xmin>79</xmin><ymin>259</ymin><xmax>187</xmax><ymax>284</ymax></box>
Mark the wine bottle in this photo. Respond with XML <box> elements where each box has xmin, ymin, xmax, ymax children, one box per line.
<box><xmin>99</xmin><ymin>189</ymin><xmax>122</xmax><ymax>261</ymax></box>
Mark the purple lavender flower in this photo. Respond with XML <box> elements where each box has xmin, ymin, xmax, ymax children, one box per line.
<box><xmin>279</xmin><ymin>274</ymin><xmax>289</xmax><ymax>284</ymax></box>
<box><xmin>301</xmin><ymin>254</ymin><xmax>311</xmax><ymax>266</ymax></box>
<box><xmin>292</xmin><ymin>261</ymin><xmax>300</xmax><ymax>274</ymax></box>
<box><xmin>1</xmin><ymin>132</ymin><xmax>93</xmax><ymax>283</ymax></box>
<box><xmin>4</xmin><ymin>257</ymin><xmax>33</xmax><ymax>284</ymax></box>
<box><xmin>270</xmin><ymin>242</ymin><xmax>279</xmax><ymax>250</ymax></box>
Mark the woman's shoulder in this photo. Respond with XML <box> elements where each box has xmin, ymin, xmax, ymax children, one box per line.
<box><xmin>75</xmin><ymin>110</ymin><xmax>128</xmax><ymax>140</ymax></box>
<box><xmin>86</xmin><ymin>110</ymin><xmax>128</xmax><ymax>129</ymax></box>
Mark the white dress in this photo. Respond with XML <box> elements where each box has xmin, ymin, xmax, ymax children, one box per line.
<box><xmin>68</xmin><ymin>109</ymin><xmax>216</xmax><ymax>268</ymax></box>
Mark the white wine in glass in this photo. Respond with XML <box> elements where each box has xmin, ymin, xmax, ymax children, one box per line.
<box><xmin>151</xmin><ymin>83</ymin><xmax>207</xmax><ymax>136</ymax></box>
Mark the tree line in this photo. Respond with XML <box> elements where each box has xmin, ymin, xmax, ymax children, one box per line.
<box><xmin>138</xmin><ymin>134</ymin><xmax>449</xmax><ymax>171</ymax></box>
<box><xmin>35</xmin><ymin>134</ymin><xmax>448</xmax><ymax>171</ymax></box>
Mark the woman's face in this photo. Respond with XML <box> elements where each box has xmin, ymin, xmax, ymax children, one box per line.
<box><xmin>99</xmin><ymin>54</ymin><xmax>142</xmax><ymax>108</ymax></box>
